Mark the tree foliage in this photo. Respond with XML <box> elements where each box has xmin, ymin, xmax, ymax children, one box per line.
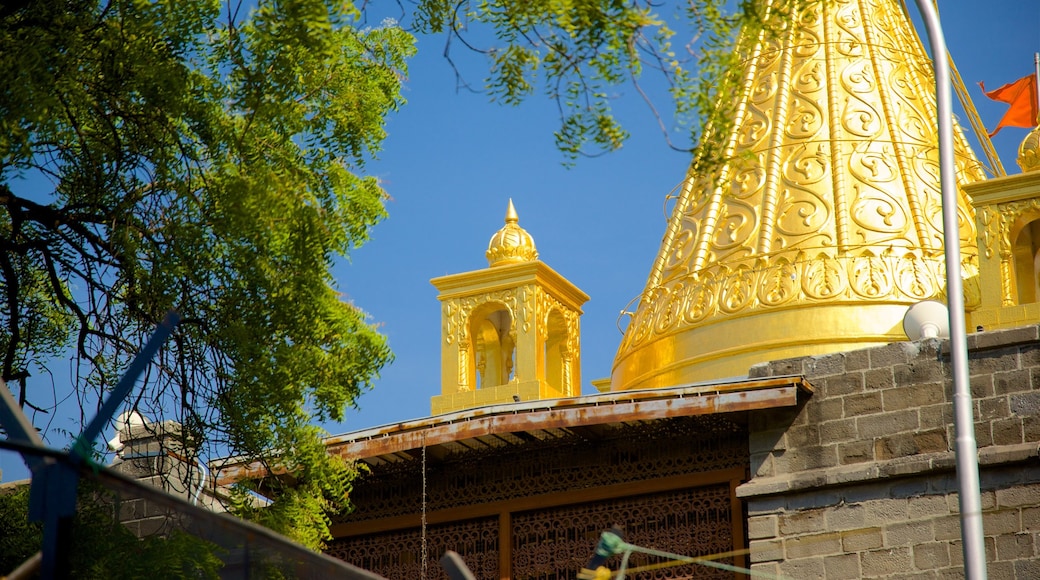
<box><xmin>1</xmin><ymin>0</ymin><xmax>804</xmax><ymax>549</ymax></box>
<box><xmin>0</xmin><ymin>485</ymin><xmax>223</xmax><ymax>577</ymax></box>
<box><xmin>1</xmin><ymin>0</ymin><xmax>405</xmax><ymax>547</ymax></box>
<box><xmin>407</xmin><ymin>0</ymin><xmax>802</xmax><ymax>161</ymax></box>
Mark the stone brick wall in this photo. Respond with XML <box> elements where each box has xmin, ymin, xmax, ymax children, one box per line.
<box><xmin>110</xmin><ymin>421</ymin><xmax>224</xmax><ymax>537</ymax></box>
<box><xmin>740</xmin><ymin>325</ymin><xmax>1040</xmax><ymax>578</ymax></box>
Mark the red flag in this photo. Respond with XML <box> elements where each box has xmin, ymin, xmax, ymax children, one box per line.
<box><xmin>980</xmin><ymin>73</ymin><xmax>1039</xmax><ymax>137</ymax></box>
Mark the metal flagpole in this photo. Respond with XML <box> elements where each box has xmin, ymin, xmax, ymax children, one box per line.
<box><xmin>912</xmin><ymin>2</ymin><xmax>987</xmax><ymax>579</ymax></box>
<box><xmin>1035</xmin><ymin>52</ymin><xmax>1039</xmax><ymax>122</ymax></box>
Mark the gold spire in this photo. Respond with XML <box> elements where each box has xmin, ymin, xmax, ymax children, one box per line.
<box><xmin>611</xmin><ymin>0</ymin><xmax>986</xmax><ymax>391</ymax></box>
<box><xmin>486</xmin><ymin>199</ymin><xmax>538</xmax><ymax>267</ymax></box>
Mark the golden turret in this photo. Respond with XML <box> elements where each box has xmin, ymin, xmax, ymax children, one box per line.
<box><xmin>612</xmin><ymin>0</ymin><xmax>987</xmax><ymax>391</ymax></box>
<box><xmin>431</xmin><ymin>201</ymin><xmax>588</xmax><ymax>414</ymax></box>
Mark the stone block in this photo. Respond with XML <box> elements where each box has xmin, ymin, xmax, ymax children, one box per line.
<box><xmin>890</xmin><ymin>477</ymin><xmax>930</xmax><ymax>498</ymax></box>
<box><xmin>1019</xmin><ymin>343</ymin><xmax>1040</xmax><ymax>368</ymax></box>
<box><xmin>787</xmin><ymin>424</ymin><xmax>821</xmax><ymax>448</ymax></box>
<box><xmin>913</xmin><ymin>430</ymin><xmax>948</xmax><ymax>454</ymax></box>
<box><xmin>1011</xmin><ymin>391</ymin><xmax>1040</xmax><ymax>416</ymax></box>
<box><xmin>786</xmin><ymin>532</ymin><xmax>841</xmax><ymax>558</ymax></box>
<box><xmin>864</xmin><ymin>367</ymin><xmax>896</xmax><ymax>390</ymax></box>
<box><xmin>968</xmin><ymin>348</ymin><xmax>1019</xmax><ymax>377</ymax></box>
<box><xmin>932</xmin><ymin>515</ymin><xmax>962</xmax><ymax>541</ymax></box>
<box><xmin>839</xmin><ymin>440</ymin><xmax>874</xmax><ymax>464</ymax></box>
<box><xmin>841</xmin><ymin>527</ymin><xmax>883</xmax><ymax>552</ymax></box>
<box><xmin>969</xmin><ymin>375</ymin><xmax>994</xmax><ymax>399</ymax></box>
<box><xmin>992</xmin><ymin>418</ymin><xmax>1024</xmax><ymax>446</ymax></box>
<box><xmin>806</xmin><ymin>398</ymin><xmax>844</xmax><ymax>423</ymax></box>
<box><xmin>972</xmin><ymin>421</ymin><xmax>994</xmax><ymax>447</ymax></box>
<box><xmin>779</xmin><ymin>509</ymin><xmax>826</xmax><ymax>536</ymax></box>
<box><xmin>747</xmin><ymin>362</ymin><xmax>771</xmax><ymax>378</ymax></box>
<box><xmin>1025</xmin><ymin>415</ymin><xmax>1040</xmax><ymax>441</ymax></box>
<box><xmin>748</xmin><ymin>562</ymin><xmax>780</xmax><ymax>578</ymax></box>
<box><xmin>908</xmin><ymin>494</ymin><xmax>952</xmax><ymax>519</ymax></box>
<box><xmin>982</xmin><ymin>509</ymin><xmax>1021</xmax><ymax>535</ymax></box>
<box><xmin>974</xmin><ymin>325</ymin><xmax>1039</xmax><ymax>350</ymax></box>
<box><xmin>993</xmin><ymin>369</ymin><xmax>1032</xmax><ymax>395</ymax></box>
<box><xmin>803</xmin><ymin>353</ymin><xmax>847</xmax><ymax>377</ymax></box>
<box><xmin>861</xmin><ymin>547</ymin><xmax>912</xmax><ymax>576</ymax></box>
<box><xmin>885</xmin><ymin>520</ymin><xmax>933</xmax><ymax>547</ymax></box>
<box><xmin>749</xmin><ymin>539</ymin><xmax>783</xmax><ymax>563</ymax></box>
<box><xmin>820</xmin><ymin>418</ymin><xmax>857</xmax><ymax>443</ymax></box>
<box><xmin>788</xmin><ymin>488</ymin><xmax>842</xmax><ymax>511</ymax></box>
<box><xmin>826</xmin><ymin>504</ymin><xmax>866</xmax><ymax>531</ymax></box>
<box><xmin>845</xmin><ymin>349</ymin><xmax>871</xmax><ymax>371</ymax></box>
<box><xmin>912</xmin><ymin>542</ymin><xmax>950</xmax><ymax>569</ymax></box>
<box><xmin>823</xmin><ymin>372</ymin><xmax>865</xmax><ymax>397</ymax></box>
<box><xmin>1015</xmin><ymin>507</ymin><xmax>1040</xmax><ymax>536</ymax></box>
<box><xmin>995</xmin><ymin>533</ymin><xmax>1034</xmax><ymax>561</ymax></box>
<box><xmin>863</xmin><ymin>499</ymin><xmax>909</xmax><ymax>527</ymax></box>
<box><xmin>766</xmin><ymin>357</ymin><xmax>805</xmax><ymax>377</ymax></box>
<box><xmin>893</xmin><ymin>360</ymin><xmax>946</xmax><ymax>387</ymax></box>
<box><xmin>875</xmin><ymin>434</ymin><xmax>919</xmax><ymax>460</ymax></box>
<box><xmin>748</xmin><ymin>514</ymin><xmax>778</xmax><ymax>540</ymax></box>
<box><xmin>845</xmin><ymin>392</ymin><xmax>882</xmax><ymax>416</ymax></box>
<box><xmin>776</xmin><ymin>445</ymin><xmax>839</xmax><ymax>472</ymax></box>
<box><xmin>858</xmin><ymin>409</ymin><xmax>919</xmax><ymax>439</ymax></box>
<box><xmin>986</xmin><ymin>561</ymin><xmax>1015</xmax><ymax>580</ymax></box>
<box><xmin>870</xmin><ymin>343</ymin><xmax>911</xmax><ymax>369</ymax></box>
<box><xmin>1014</xmin><ymin>558</ymin><xmax>1040</xmax><ymax>579</ymax></box>
<box><xmin>979</xmin><ymin>396</ymin><xmax>1010</xmax><ymax>422</ymax></box>
<box><xmin>750</xmin><ymin>451</ymin><xmax>774</xmax><ymax>478</ymax></box>
<box><xmin>777</xmin><ymin>558</ymin><xmax>825</xmax><ymax>579</ymax></box>
<box><xmin>749</xmin><ymin>428</ymin><xmax>788</xmax><ymax>454</ymax></box>
<box><xmin>823</xmin><ymin>553</ymin><xmax>860</xmax><ymax>579</ymax></box>
<box><xmin>918</xmin><ymin>404</ymin><xmax>951</xmax><ymax>431</ymax></box>
<box><xmin>998</xmin><ymin>484</ymin><xmax>1040</xmax><ymax>509</ymax></box>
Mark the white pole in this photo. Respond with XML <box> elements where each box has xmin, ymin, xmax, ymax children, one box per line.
<box><xmin>1034</xmin><ymin>52</ymin><xmax>1039</xmax><ymax>122</ymax></box>
<box><xmin>912</xmin><ymin>2</ymin><xmax>987</xmax><ymax>579</ymax></box>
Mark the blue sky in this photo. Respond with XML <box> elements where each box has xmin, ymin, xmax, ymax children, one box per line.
<box><xmin>330</xmin><ymin>2</ymin><xmax>1040</xmax><ymax>434</ymax></box>
<box><xmin>2</xmin><ymin>1</ymin><xmax>1039</xmax><ymax>480</ymax></box>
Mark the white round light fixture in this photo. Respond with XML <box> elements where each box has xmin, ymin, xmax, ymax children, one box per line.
<box><xmin>902</xmin><ymin>300</ymin><xmax>950</xmax><ymax>340</ymax></box>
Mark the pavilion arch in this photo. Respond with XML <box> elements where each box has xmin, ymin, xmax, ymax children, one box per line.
<box><xmin>1008</xmin><ymin>209</ymin><xmax>1040</xmax><ymax>305</ymax></box>
<box><xmin>542</xmin><ymin>308</ymin><xmax>572</xmax><ymax>395</ymax></box>
<box><xmin>467</xmin><ymin>302</ymin><xmax>515</xmax><ymax>389</ymax></box>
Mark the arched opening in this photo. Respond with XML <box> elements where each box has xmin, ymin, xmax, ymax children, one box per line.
<box><xmin>543</xmin><ymin>310</ymin><xmax>569</xmax><ymax>393</ymax></box>
<box><xmin>469</xmin><ymin>306</ymin><xmax>514</xmax><ymax>389</ymax></box>
<box><xmin>1012</xmin><ymin>218</ymin><xmax>1040</xmax><ymax>304</ymax></box>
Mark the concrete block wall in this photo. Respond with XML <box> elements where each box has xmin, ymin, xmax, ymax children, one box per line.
<box><xmin>740</xmin><ymin>325</ymin><xmax>1040</xmax><ymax>578</ymax></box>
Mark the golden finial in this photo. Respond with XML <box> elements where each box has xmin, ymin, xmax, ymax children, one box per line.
<box><xmin>486</xmin><ymin>199</ymin><xmax>538</xmax><ymax>267</ymax></box>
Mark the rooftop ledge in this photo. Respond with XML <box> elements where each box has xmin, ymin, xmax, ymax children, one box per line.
<box><xmin>214</xmin><ymin>375</ymin><xmax>813</xmax><ymax>485</ymax></box>
<box><xmin>736</xmin><ymin>442</ymin><xmax>1040</xmax><ymax>499</ymax></box>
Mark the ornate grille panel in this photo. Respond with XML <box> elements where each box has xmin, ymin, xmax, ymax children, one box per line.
<box><xmin>512</xmin><ymin>486</ymin><xmax>734</xmax><ymax>579</ymax></box>
<box><xmin>339</xmin><ymin>416</ymin><xmax>746</xmax><ymax>524</ymax></box>
<box><xmin>326</xmin><ymin>517</ymin><xmax>499</xmax><ymax>580</ymax></box>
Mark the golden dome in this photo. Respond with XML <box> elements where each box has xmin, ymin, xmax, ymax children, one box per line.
<box><xmin>611</xmin><ymin>0</ymin><xmax>986</xmax><ymax>391</ymax></box>
<box><xmin>1018</xmin><ymin>126</ymin><xmax>1040</xmax><ymax>172</ymax></box>
<box><xmin>486</xmin><ymin>199</ymin><xmax>538</xmax><ymax>267</ymax></box>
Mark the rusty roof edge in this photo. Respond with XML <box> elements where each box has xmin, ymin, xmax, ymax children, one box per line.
<box><xmin>213</xmin><ymin>376</ymin><xmax>811</xmax><ymax>483</ymax></box>
<box><xmin>325</xmin><ymin>375</ymin><xmax>811</xmax><ymax>447</ymax></box>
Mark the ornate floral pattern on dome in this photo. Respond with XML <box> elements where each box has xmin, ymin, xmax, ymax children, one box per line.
<box><xmin>486</xmin><ymin>199</ymin><xmax>538</xmax><ymax>267</ymax></box>
<box><xmin>612</xmin><ymin>0</ymin><xmax>987</xmax><ymax>391</ymax></box>
<box><xmin>1019</xmin><ymin>126</ymin><xmax>1040</xmax><ymax>173</ymax></box>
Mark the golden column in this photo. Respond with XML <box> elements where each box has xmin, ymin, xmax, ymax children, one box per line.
<box><xmin>431</xmin><ymin>201</ymin><xmax>589</xmax><ymax>414</ymax></box>
<box><xmin>612</xmin><ymin>0</ymin><xmax>987</xmax><ymax>391</ymax></box>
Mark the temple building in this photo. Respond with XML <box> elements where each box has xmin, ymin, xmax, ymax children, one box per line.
<box><xmin>216</xmin><ymin>0</ymin><xmax>1040</xmax><ymax>577</ymax></box>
